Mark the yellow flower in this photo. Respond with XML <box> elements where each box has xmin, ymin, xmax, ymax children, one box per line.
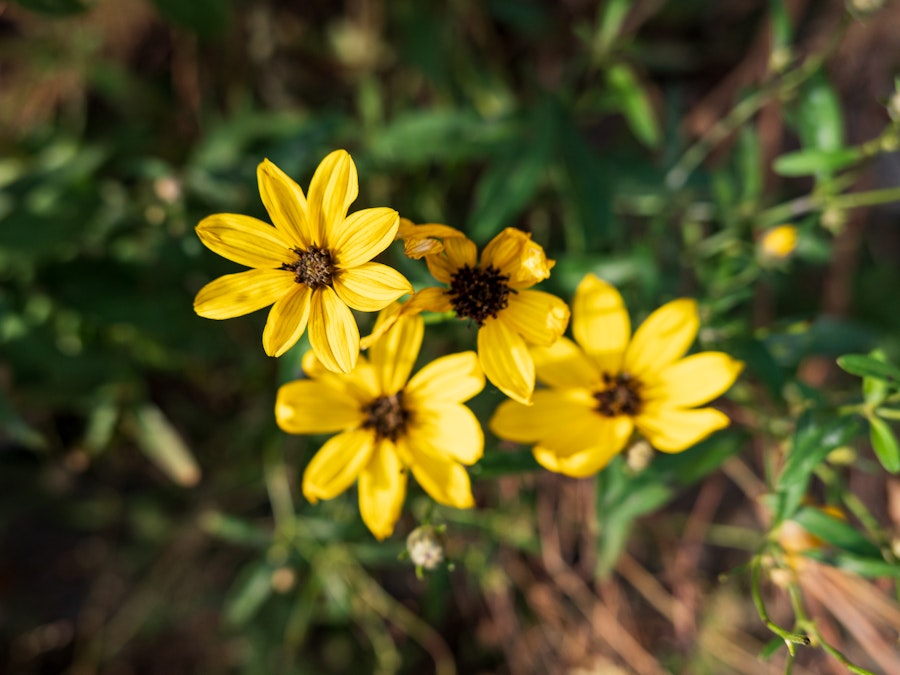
<box><xmin>193</xmin><ymin>150</ymin><xmax>413</xmax><ymax>372</ymax></box>
<box><xmin>275</xmin><ymin>306</ymin><xmax>485</xmax><ymax>540</ymax></box>
<box><xmin>490</xmin><ymin>273</ymin><xmax>743</xmax><ymax>478</ymax></box>
<box><xmin>759</xmin><ymin>224</ymin><xmax>799</xmax><ymax>260</ymax></box>
<box><xmin>401</xmin><ymin>226</ymin><xmax>569</xmax><ymax>405</ymax></box>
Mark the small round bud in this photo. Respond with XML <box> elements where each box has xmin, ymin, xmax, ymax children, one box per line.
<box><xmin>406</xmin><ymin>526</ymin><xmax>444</xmax><ymax>571</ymax></box>
<box><xmin>271</xmin><ymin>567</ymin><xmax>296</xmax><ymax>594</ymax></box>
<box><xmin>626</xmin><ymin>440</ymin><xmax>654</xmax><ymax>472</ymax></box>
<box><xmin>759</xmin><ymin>225</ymin><xmax>799</xmax><ymax>261</ymax></box>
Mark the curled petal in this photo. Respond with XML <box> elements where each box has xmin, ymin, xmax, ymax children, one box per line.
<box><xmin>533</xmin><ymin>416</ymin><xmax>633</xmax><ymax>478</ymax></box>
<box><xmin>478</xmin><ymin>317</ymin><xmax>535</xmax><ymax>405</ymax></box>
<box><xmin>410</xmin><ymin>450</ymin><xmax>475</xmax><ymax>509</ymax></box>
<box><xmin>257</xmin><ymin>159</ymin><xmax>310</xmax><ymax>248</ymax></box>
<box><xmin>275</xmin><ymin>379</ymin><xmax>364</xmax><ymax>434</ymax></box>
<box><xmin>407</xmin><ymin>351</ymin><xmax>484</xmax><ymax>405</ymax></box>
<box><xmin>531</xmin><ymin>337</ymin><xmax>600</xmax><ymax>389</ymax></box>
<box><xmin>397</xmin><ymin>219</ymin><xmax>466</xmax><ymax>260</ymax></box>
<box><xmin>425</xmin><ymin>236</ymin><xmax>477</xmax><ymax>284</ymax></box>
<box><xmin>308</xmin><ymin>286</ymin><xmax>360</xmax><ymax>373</ymax></box>
<box><xmin>196</xmin><ymin>214</ymin><xmax>293</xmax><ymax>268</ymax></box>
<box><xmin>371</xmin><ymin>310</ymin><xmax>424</xmax><ymax>395</ymax></box>
<box><xmin>332</xmin><ymin>207</ymin><xmax>400</xmax><ymax>269</ymax></box>
<box><xmin>302</xmin><ymin>428</ymin><xmax>374</xmax><ymax>503</ymax></box>
<box><xmin>644</xmin><ymin>352</ymin><xmax>744</xmax><ymax>408</ymax></box>
<box><xmin>407</xmin><ymin>403</ymin><xmax>484</xmax><ymax>465</ymax></box>
<box><xmin>625</xmin><ymin>298</ymin><xmax>699</xmax><ymax>379</ymax></box>
<box><xmin>332</xmin><ymin>262</ymin><xmax>412</xmax><ymax>312</ymax></box>
<box><xmin>194</xmin><ymin>268</ymin><xmax>294</xmax><ymax>319</ymax></box>
<box><xmin>359</xmin><ymin>441</ymin><xmax>407</xmax><ymax>540</ymax></box>
<box><xmin>572</xmin><ymin>274</ymin><xmax>630</xmax><ymax>375</ymax></box>
<box><xmin>635</xmin><ymin>405</ymin><xmax>731</xmax><ymax>453</ymax></box>
<box><xmin>307</xmin><ymin>149</ymin><xmax>358</xmax><ymax>246</ymax></box>
<box><xmin>501</xmin><ymin>290</ymin><xmax>569</xmax><ymax>347</ymax></box>
<box><xmin>481</xmin><ymin>228</ymin><xmax>553</xmax><ymax>289</ymax></box>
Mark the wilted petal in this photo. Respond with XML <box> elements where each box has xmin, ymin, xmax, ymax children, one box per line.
<box><xmin>407</xmin><ymin>403</ymin><xmax>484</xmax><ymax>465</ymax></box>
<box><xmin>501</xmin><ymin>290</ymin><xmax>569</xmax><ymax>347</ymax></box>
<box><xmin>275</xmin><ymin>379</ymin><xmax>364</xmax><ymax>434</ymax></box>
<box><xmin>481</xmin><ymin>228</ymin><xmax>553</xmax><ymax>289</ymax></box>
<box><xmin>332</xmin><ymin>207</ymin><xmax>400</xmax><ymax>269</ymax></box>
<box><xmin>407</xmin><ymin>351</ymin><xmax>484</xmax><ymax>404</ymax></box>
<box><xmin>307</xmin><ymin>149</ymin><xmax>358</xmax><ymax>246</ymax></box>
<box><xmin>477</xmin><ymin>316</ymin><xmax>535</xmax><ymax>405</ymax></box>
<box><xmin>358</xmin><ymin>441</ymin><xmax>407</xmax><ymax>540</ymax></box>
<box><xmin>332</xmin><ymin>262</ymin><xmax>412</xmax><ymax>312</ymax></box>
<box><xmin>194</xmin><ymin>268</ymin><xmax>294</xmax><ymax>319</ymax></box>
<box><xmin>635</xmin><ymin>405</ymin><xmax>730</xmax><ymax>453</ymax></box>
<box><xmin>262</xmin><ymin>285</ymin><xmax>312</xmax><ymax>357</ymax></box>
<box><xmin>302</xmin><ymin>428</ymin><xmax>374</xmax><ymax>503</ymax></box>
<box><xmin>370</xmin><ymin>310</ymin><xmax>424</xmax><ymax>395</ymax></box>
<box><xmin>196</xmin><ymin>214</ymin><xmax>293</xmax><ymax>268</ymax></box>
<box><xmin>644</xmin><ymin>352</ymin><xmax>744</xmax><ymax>408</ymax></box>
<box><xmin>625</xmin><ymin>298</ymin><xmax>699</xmax><ymax>379</ymax></box>
<box><xmin>308</xmin><ymin>286</ymin><xmax>360</xmax><ymax>373</ymax></box>
<box><xmin>257</xmin><ymin>159</ymin><xmax>310</xmax><ymax>248</ymax></box>
<box><xmin>572</xmin><ymin>274</ymin><xmax>630</xmax><ymax>375</ymax></box>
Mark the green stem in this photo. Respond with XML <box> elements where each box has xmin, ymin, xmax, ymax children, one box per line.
<box><xmin>750</xmin><ymin>557</ymin><xmax>811</xmax><ymax>655</ymax></box>
<box><xmin>877</xmin><ymin>407</ymin><xmax>900</xmax><ymax>421</ymax></box>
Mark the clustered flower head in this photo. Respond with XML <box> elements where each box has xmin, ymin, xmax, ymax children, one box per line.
<box><xmin>194</xmin><ymin>150</ymin><xmax>743</xmax><ymax>539</ymax></box>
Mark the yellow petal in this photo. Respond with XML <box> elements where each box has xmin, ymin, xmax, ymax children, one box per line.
<box><xmin>644</xmin><ymin>352</ymin><xmax>744</xmax><ymax>408</ymax></box>
<box><xmin>307</xmin><ymin>149</ymin><xmax>358</xmax><ymax>246</ymax></box>
<box><xmin>501</xmin><ymin>290</ymin><xmax>570</xmax><ymax>347</ymax></box>
<box><xmin>625</xmin><ymin>298</ymin><xmax>699</xmax><ymax>379</ymax></box>
<box><xmin>332</xmin><ymin>207</ymin><xmax>400</xmax><ymax>268</ymax></box>
<box><xmin>262</xmin><ymin>284</ymin><xmax>312</xmax><ymax>357</ymax></box>
<box><xmin>406</xmin><ymin>286</ymin><xmax>453</xmax><ymax>313</ymax></box>
<box><xmin>635</xmin><ymin>405</ymin><xmax>730</xmax><ymax>453</ymax></box>
<box><xmin>358</xmin><ymin>440</ymin><xmax>407</xmax><ymax>540</ymax></box>
<box><xmin>532</xmin><ymin>416</ymin><xmax>633</xmax><ymax>478</ymax></box>
<box><xmin>425</xmin><ymin>236</ymin><xmax>477</xmax><ymax>284</ymax></box>
<box><xmin>196</xmin><ymin>214</ymin><xmax>293</xmax><ymax>268</ymax></box>
<box><xmin>302</xmin><ymin>428</ymin><xmax>374</xmax><ymax>503</ymax></box>
<box><xmin>572</xmin><ymin>274</ymin><xmax>630</xmax><ymax>375</ymax></box>
<box><xmin>275</xmin><ymin>379</ymin><xmax>365</xmax><ymax>433</ymax></box>
<box><xmin>407</xmin><ymin>351</ymin><xmax>484</xmax><ymax>404</ymax></box>
<box><xmin>194</xmin><ymin>268</ymin><xmax>294</xmax><ymax>319</ymax></box>
<box><xmin>489</xmin><ymin>389</ymin><xmax>595</xmax><ymax>443</ymax></box>
<box><xmin>332</xmin><ymin>262</ymin><xmax>412</xmax><ymax>312</ymax></box>
<box><xmin>410</xmin><ymin>449</ymin><xmax>474</xmax><ymax>509</ymax></box>
<box><xmin>371</xmin><ymin>311</ymin><xmax>424</xmax><ymax>395</ymax></box>
<box><xmin>308</xmin><ymin>286</ymin><xmax>360</xmax><ymax>373</ymax></box>
<box><xmin>480</xmin><ymin>228</ymin><xmax>553</xmax><ymax>289</ymax></box>
<box><xmin>477</xmin><ymin>317</ymin><xmax>535</xmax><ymax>405</ymax></box>
<box><xmin>530</xmin><ymin>337</ymin><xmax>600</xmax><ymax>389</ymax></box>
<box><xmin>407</xmin><ymin>403</ymin><xmax>484</xmax><ymax>465</ymax></box>
<box><xmin>397</xmin><ymin>220</ymin><xmax>466</xmax><ymax>260</ymax></box>
<box><xmin>257</xmin><ymin>159</ymin><xmax>310</xmax><ymax>248</ymax></box>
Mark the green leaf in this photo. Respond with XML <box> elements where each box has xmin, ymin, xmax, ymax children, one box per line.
<box><xmin>869</xmin><ymin>415</ymin><xmax>900</xmax><ymax>474</ymax></box>
<box><xmin>606</xmin><ymin>63</ymin><xmax>661</xmax><ymax>149</ymax></box>
<box><xmin>130</xmin><ymin>403</ymin><xmax>202</xmax><ymax>487</ymax></box>
<box><xmin>772</xmin><ymin>147</ymin><xmax>862</xmax><ymax>177</ymax></box>
<box><xmin>803</xmin><ymin>550</ymin><xmax>900</xmax><ymax>578</ymax></box>
<box><xmin>837</xmin><ymin>353</ymin><xmax>900</xmax><ymax>384</ymax></box>
<box><xmin>595</xmin><ymin>0</ymin><xmax>632</xmax><ymax>54</ymax></box>
<box><xmin>796</xmin><ymin>74</ymin><xmax>844</xmax><ymax>152</ymax></box>
<box><xmin>775</xmin><ymin>413</ymin><xmax>861</xmax><ymax>522</ymax></box>
<box><xmin>12</xmin><ymin>0</ymin><xmax>89</xmax><ymax>15</ymax></box>
<box><xmin>151</xmin><ymin>0</ymin><xmax>230</xmax><ymax>39</ymax></box>
<box><xmin>791</xmin><ymin>506</ymin><xmax>881</xmax><ymax>558</ymax></box>
<box><xmin>737</xmin><ymin>126</ymin><xmax>762</xmax><ymax>204</ymax></box>
<box><xmin>224</xmin><ymin>560</ymin><xmax>276</xmax><ymax>627</ymax></box>
<box><xmin>769</xmin><ymin>0</ymin><xmax>792</xmax><ymax>49</ymax></box>
<box><xmin>759</xmin><ymin>637</ymin><xmax>785</xmax><ymax>660</ymax></box>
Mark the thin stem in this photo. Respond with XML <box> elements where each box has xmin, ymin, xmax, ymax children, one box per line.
<box><xmin>750</xmin><ymin>557</ymin><xmax>811</xmax><ymax>655</ymax></box>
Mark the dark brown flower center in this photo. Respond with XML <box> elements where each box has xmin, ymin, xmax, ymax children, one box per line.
<box><xmin>282</xmin><ymin>246</ymin><xmax>334</xmax><ymax>288</ymax></box>
<box><xmin>594</xmin><ymin>373</ymin><xmax>643</xmax><ymax>417</ymax></box>
<box><xmin>362</xmin><ymin>392</ymin><xmax>410</xmax><ymax>442</ymax></box>
<box><xmin>448</xmin><ymin>264</ymin><xmax>513</xmax><ymax>325</ymax></box>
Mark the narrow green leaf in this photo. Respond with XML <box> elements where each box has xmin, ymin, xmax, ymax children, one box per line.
<box><xmin>804</xmin><ymin>550</ymin><xmax>900</xmax><ymax>578</ymax></box>
<box><xmin>130</xmin><ymin>403</ymin><xmax>202</xmax><ymax>487</ymax></box>
<box><xmin>772</xmin><ymin>147</ymin><xmax>862</xmax><ymax>177</ymax></box>
<box><xmin>869</xmin><ymin>415</ymin><xmax>900</xmax><ymax>474</ymax></box>
<box><xmin>596</xmin><ymin>0</ymin><xmax>632</xmax><ymax>54</ymax></box>
<box><xmin>606</xmin><ymin>63</ymin><xmax>661</xmax><ymax>149</ymax></box>
<box><xmin>768</xmin><ymin>0</ymin><xmax>792</xmax><ymax>49</ymax></box>
<box><xmin>759</xmin><ymin>637</ymin><xmax>785</xmax><ymax>660</ymax></box>
<box><xmin>837</xmin><ymin>354</ymin><xmax>900</xmax><ymax>383</ymax></box>
<box><xmin>796</xmin><ymin>74</ymin><xmax>844</xmax><ymax>152</ymax></box>
<box><xmin>737</xmin><ymin>126</ymin><xmax>762</xmax><ymax>204</ymax></box>
<box><xmin>791</xmin><ymin>506</ymin><xmax>881</xmax><ymax>558</ymax></box>
<box><xmin>225</xmin><ymin>561</ymin><xmax>276</xmax><ymax>627</ymax></box>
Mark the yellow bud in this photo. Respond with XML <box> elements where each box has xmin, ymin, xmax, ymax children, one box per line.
<box><xmin>759</xmin><ymin>225</ymin><xmax>799</xmax><ymax>260</ymax></box>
